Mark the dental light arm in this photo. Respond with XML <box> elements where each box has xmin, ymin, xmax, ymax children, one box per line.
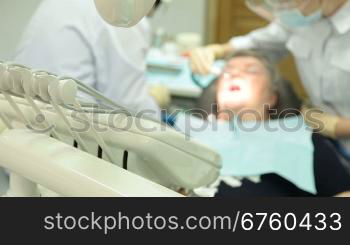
<box><xmin>94</xmin><ymin>0</ymin><xmax>157</xmax><ymax>27</ymax></box>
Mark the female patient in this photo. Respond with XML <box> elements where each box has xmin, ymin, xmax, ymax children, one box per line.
<box><xmin>194</xmin><ymin>50</ymin><xmax>350</xmax><ymax>197</ymax></box>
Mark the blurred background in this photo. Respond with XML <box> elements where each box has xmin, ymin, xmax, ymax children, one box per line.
<box><xmin>0</xmin><ymin>0</ymin><xmax>306</xmax><ymax>99</ymax></box>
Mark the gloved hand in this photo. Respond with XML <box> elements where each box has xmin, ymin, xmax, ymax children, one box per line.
<box><xmin>301</xmin><ymin>104</ymin><xmax>340</xmax><ymax>139</ymax></box>
<box><xmin>189</xmin><ymin>44</ymin><xmax>227</xmax><ymax>75</ymax></box>
<box><xmin>149</xmin><ymin>84</ymin><xmax>171</xmax><ymax>109</ymax></box>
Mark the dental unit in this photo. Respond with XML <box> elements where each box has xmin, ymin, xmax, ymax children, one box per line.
<box><xmin>0</xmin><ymin>62</ymin><xmax>221</xmax><ymax>197</ymax></box>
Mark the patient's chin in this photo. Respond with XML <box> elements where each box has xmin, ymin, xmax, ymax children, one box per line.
<box><xmin>221</xmin><ymin>97</ymin><xmax>248</xmax><ymax>109</ymax></box>
<box><xmin>218</xmin><ymin>101</ymin><xmax>246</xmax><ymax>115</ymax></box>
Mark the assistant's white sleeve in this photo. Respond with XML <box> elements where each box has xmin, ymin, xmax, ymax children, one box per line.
<box><xmin>15</xmin><ymin>25</ymin><xmax>96</xmax><ymax>89</ymax></box>
<box><xmin>229</xmin><ymin>22</ymin><xmax>290</xmax><ymax>62</ymax></box>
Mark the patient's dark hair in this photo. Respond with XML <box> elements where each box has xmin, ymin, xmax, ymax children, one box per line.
<box><xmin>228</xmin><ymin>49</ymin><xmax>282</xmax><ymax>91</ymax></box>
<box><xmin>195</xmin><ymin>50</ymin><xmax>301</xmax><ymax>120</ymax></box>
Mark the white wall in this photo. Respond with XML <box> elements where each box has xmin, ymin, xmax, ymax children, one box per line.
<box><xmin>150</xmin><ymin>0</ymin><xmax>208</xmax><ymax>44</ymax></box>
<box><xmin>0</xmin><ymin>0</ymin><xmax>42</xmax><ymax>61</ymax></box>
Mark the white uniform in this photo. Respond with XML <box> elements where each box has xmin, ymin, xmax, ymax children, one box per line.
<box><xmin>230</xmin><ymin>1</ymin><xmax>350</xmax><ymax>154</ymax></box>
<box><xmin>15</xmin><ymin>0</ymin><xmax>160</xmax><ymax>119</ymax></box>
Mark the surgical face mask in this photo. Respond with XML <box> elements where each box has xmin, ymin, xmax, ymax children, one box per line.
<box><xmin>276</xmin><ymin>8</ymin><xmax>323</xmax><ymax>28</ymax></box>
<box><xmin>94</xmin><ymin>0</ymin><xmax>156</xmax><ymax>27</ymax></box>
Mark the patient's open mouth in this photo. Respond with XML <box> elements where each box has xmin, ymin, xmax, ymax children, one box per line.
<box><xmin>229</xmin><ymin>85</ymin><xmax>241</xmax><ymax>91</ymax></box>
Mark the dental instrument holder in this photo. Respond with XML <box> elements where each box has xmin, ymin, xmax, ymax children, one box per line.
<box><xmin>47</xmin><ymin>76</ymin><xmax>118</xmax><ymax>164</ymax></box>
<box><xmin>0</xmin><ymin>65</ymin><xmax>117</xmax><ymax>196</ymax></box>
<box><xmin>0</xmin><ymin>63</ymin><xmax>39</xmax><ymax>196</ymax></box>
<box><xmin>0</xmin><ymin>63</ymin><xmax>221</xmax><ymax>197</ymax></box>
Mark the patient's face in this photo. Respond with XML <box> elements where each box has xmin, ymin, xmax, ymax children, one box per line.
<box><xmin>217</xmin><ymin>56</ymin><xmax>274</xmax><ymax>114</ymax></box>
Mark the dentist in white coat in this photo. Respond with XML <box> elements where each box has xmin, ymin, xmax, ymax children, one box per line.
<box><xmin>15</xmin><ymin>0</ymin><xmax>161</xmax><ymax>119</ymax></box>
